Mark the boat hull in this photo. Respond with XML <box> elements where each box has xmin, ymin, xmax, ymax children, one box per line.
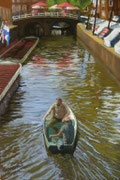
<box><xmin>43</xmin><ymin>104</ymin><xmax>77</xmax><ymax>154</ymax></box>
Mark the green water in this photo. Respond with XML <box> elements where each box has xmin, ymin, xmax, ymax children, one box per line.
<box><xmin>0</xmin><ymin>36</ymin><xmax>120</xmax><ymax>180</ymax></box>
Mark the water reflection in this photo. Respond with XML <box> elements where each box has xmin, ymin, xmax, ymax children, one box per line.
<box><xmin>0</xmin><ymin>36</ymin><xmax>120</xmax><ymax>180</ymax></box>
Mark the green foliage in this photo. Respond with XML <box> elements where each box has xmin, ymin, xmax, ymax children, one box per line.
<box><xmin>46</xmin><ymin>0</ymin><xmax>56</xmax><ymax>6</ymax></box>
<box><xmin>70</xmin><ymin>0</ymin><xmax>91</xmax><ymax>11</ymax></box>
<box><xmin>46</xmin><ymin>0</ymin><xmax>91</xmax><ymax>11</ymax></box>
<box><xmin>57</xmin><ymin>0</ymin><xmax>67</xmax><ymax>4</ymax></box>
<box><xmin>46</xmin><ymin>0</ymin><xmax>65</xmax><ymax>6</ymax></box>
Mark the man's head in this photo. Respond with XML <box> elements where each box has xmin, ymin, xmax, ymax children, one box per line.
<box><xmin>56</xmin><ymin>98</ymin><xmax>62</xmax><ymax>106</ymax></box>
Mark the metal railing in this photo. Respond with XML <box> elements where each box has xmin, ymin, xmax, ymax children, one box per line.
<box><xmin>12</xmin><ymin>12</ymin><xmax>80</xmax><ymax>21</ymax></box>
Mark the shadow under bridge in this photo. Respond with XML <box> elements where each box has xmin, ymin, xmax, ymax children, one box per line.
<box><xmin>13</xmin><ymin>16</ymin><xmax>80</xmax><ymax>37</ymax></box>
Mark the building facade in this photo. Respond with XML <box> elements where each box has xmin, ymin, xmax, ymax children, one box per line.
<box><xmin>113</xmin><ymin>0</ymin><xmax>120</xmax><ymax>17</ymax></box>
<box><xmin>83</xmin><ymin>1</ymin><xmax>100</xmax><ymax>17</ymax></box>
<box><xmin>0</xmin><ymin>0</ymin><xmax>12</xmax><ymax>21</ymax></box>
<box><xmin>12</xmin><ymin>0</ymin><xmax>46</xmax><ymax>15</ymax></box>
<box><xmin>99</xmin><ymin>0</ymin><xmax>120</xmax><ymax>20</ymax></box>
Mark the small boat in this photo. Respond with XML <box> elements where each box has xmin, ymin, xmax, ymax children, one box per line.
<box><xmin>43</xmin><ymin>104</ymin><xmax>77</xmax><ymax>154</ymax></box>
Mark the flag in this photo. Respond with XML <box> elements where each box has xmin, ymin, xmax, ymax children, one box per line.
<box><xmin>3</xmin><ymin>23</ymin><xmax>10</xmax><ymax>46</ymax></box>
<box><xmin>0</xmin><ymin>22</ymin><xmax>5</xmax><ymax>44</ymax></box>
<box><xmin>0</xmin><ymin>21</ymin><xmax>10</xmax><ymax>46</ymax></box>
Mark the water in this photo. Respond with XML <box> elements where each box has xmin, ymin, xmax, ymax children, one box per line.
<box><xmin>0</xmin><ymin>36</ymin><xmax>120</xmax><ymax>180</ymax></box>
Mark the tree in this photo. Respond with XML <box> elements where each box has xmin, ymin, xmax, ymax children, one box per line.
<box><xmin>46</xmin><ymin>0</ymin><xmax>66</xmax><ymax>6</ymax></box>
<box><xmin>70</xmin><ymin>0</ymin><xmax>91</xmax><ymax>12</ymax></box>
<box><xmin>46</xmin><ymin>0</ymin><xmax>56</xmax><ymax>6</ymax></box>
<box><xmin>46</xmin><ymin>0</ymin><xmax>91</xmax><ymax>9</ymax></box>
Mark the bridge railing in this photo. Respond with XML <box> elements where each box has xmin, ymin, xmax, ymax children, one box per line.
<box><xmin>12</xmin><ymin>12</ymin><xmax>80</xmax><ymax>21</ymax></box>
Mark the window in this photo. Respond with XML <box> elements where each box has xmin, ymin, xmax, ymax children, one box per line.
<box><xmin>4</xmin><ymin>9</ymin><xmax>6</xmax><ymax>19</ymax></box>
<box><xmin>16</xmin><ymin>5</ymin><xmax>21</xmax><ymax>12</ymax></box>
<box><xmin>1</xmin><ymin>7</ymin><xmax>3</xmax><ymax>19</ymax></box>
<box><xmin>22</xmin><ymin>5</ymin><xmax>27</xmax><ymax>12</ymax></box>
<box><xmin>6</xmin><ymin>9</ymin><xmax>8</xmax><ymax>20</ymax></box>
<box><xmin>109</xmin><ymin>0</ymin><xmax>113</xmax><ymax>6</ymax></box>
<box><xmin>8</xmin><ymin>9</ymin><xmax>11</xmax><ymax>19</ymax></box>
<box><xmin>84</xmin><ymin>7</ymin><xmax>88</xmax><ymax>12</ymax></box>
<box><xmin>102</xmin><ymin>10</ymin><xmax>105</xmax><ymax>17</ymax></box>
<box><xmin>2</xmin><ymin>8</ymin><xmax>5</xmax><ymax>20</ymax></box>
<box><xmin>92</xmin><ymin>9</ymin><xmax>95</xmax><ymax>15</ymax></box>
<box><xmin>0</xmin><ymin>9</ymin><xmax>1</xmax><ymax>19</ymax></box>
<box><xmin>12</xmin><ymin>5</ymin><xmax>16</xmax><ymax>13</ymax></box>
<box><xmin>109</xmin><ymin>10</ymin><xmax>114</xmax><ymax>18</ymax></box>
<box><xmin>0</xmin><ymin>18</ymin><xmax>1</xmax><ymax>24</ymax></box>
<box><xmin>102</xmin><ymin>0</ymin><xmax>105</xmax><ymax>6</ymax></box>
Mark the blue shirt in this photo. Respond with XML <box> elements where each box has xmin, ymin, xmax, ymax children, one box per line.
<box><xmin>59</xmin><ymin>122</ymin><xmax>74</xmax><ymax>144</ymax></box>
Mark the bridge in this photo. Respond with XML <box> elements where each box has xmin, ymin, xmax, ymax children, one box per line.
<box><xmin>12</xmin><ymin>12</ymin><xmax>81</xmax><ymax>37</ymax></box>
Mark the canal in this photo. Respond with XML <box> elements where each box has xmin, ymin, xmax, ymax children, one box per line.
<box><xmin>0</xmin><ymin>36</ymin><xmax>120</xmax><ymax>180</ymax></box>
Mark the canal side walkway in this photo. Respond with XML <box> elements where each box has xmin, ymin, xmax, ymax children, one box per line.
<box><xmin>0</xmin><ymin>36</ymin><xmax>39</xmax><ymax>117</ymax></box>
<box><xmin>77</xmin><ymin>24</ymin><xmax>120</xmax><ymax>87</ymax></box>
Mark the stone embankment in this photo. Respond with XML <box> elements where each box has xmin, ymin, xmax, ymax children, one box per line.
<box><xmin>77</xmin><ymin>24</ymin><xmax>120</xmax><ymax>87</ymax></box>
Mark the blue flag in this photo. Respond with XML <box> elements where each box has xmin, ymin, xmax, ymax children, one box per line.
<box><xmin>3</xmin><ymin>24</ymin><xmax>10</xmax><ymax>46</ymax></box>
<box><xmin>0</xmin><ymin>22</ymin><xmax>10</xmax><ymax>46</ymax></box>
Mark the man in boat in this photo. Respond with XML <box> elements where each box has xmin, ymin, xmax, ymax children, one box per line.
<box><xmin>44</xmin><ymin>98</ymin><xmax>70</xmax><ymax>133</ymax></box>
<box><xmin>50</xmin><ymin>117</ymin><xmax>74</xmax><ymax>145</ymax></box>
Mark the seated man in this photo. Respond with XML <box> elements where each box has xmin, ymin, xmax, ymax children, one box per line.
<box><xmin>44</xmin><ymin>98</ymin><xmax>70</xmax><ymax>133</ymax></box>
<box><xmin>50</xmin><ymin>117</ymin><xmax>74</xmax><ymax>145</ymax></box>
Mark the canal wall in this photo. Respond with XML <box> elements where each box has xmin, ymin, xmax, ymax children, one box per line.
<box><xmin>0</xmin><ymin>64</ymin><xmax>22</xmax><ymax>117</ymax></box>
<box><xmin>77</xmin><ymin>24</ymin><xmax>120</xmax><ymax>86</ymax></box>
<box><xmin>0</xmin><ymin>36</ymin><xmax>39</xmax><ymax>118</ymax></box>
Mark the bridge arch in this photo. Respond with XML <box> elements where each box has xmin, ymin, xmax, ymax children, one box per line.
<box><xmin>13</xmin><ymin>15</ymin><xmax>80</xmax><ymax>37</ymax></box>
<box><xmin>24</xmin><ymin>22</ymin><xmax>44</xmax><ymax>37</ymax></box>
<box><xmin>50</xmin><ymin>21</ymin><xmax>71</xmax><ymax>35</ymax></box>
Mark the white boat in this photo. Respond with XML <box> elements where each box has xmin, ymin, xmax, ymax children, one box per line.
<box><xmin>114</xmin><ymin>40</ymin><xmax>120</xmax><ymax>55</ymax></box>
<box><xmin>43</xmin><ymin>104</ymin><xmax>77</xmax><ymax>153</ymax></box>
<box><xmin>104</xmin><ymin>28</ymin><xmax>120</xmax><ymax>47</ymax></box>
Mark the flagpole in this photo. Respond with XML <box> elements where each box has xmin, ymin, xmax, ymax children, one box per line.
<box><xmin>86</xmin><ymin>1</ymin><xmax>93</xmax><ymax>29</ymax></box>
<box><xmin>92</xmin><ymin>0</ymin><xmax>99</xmax><ymax>35</ymax></box>
<box><xmin>108</xmin><ymin>0</ymin><xmax>115</xmax><ymax>29</ymax></box>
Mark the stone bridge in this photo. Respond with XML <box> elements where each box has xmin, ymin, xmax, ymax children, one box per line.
<box><xmin>13</xmin><ymin>12</ymin><xmax>81</xmax><ymax>37</ymax></box>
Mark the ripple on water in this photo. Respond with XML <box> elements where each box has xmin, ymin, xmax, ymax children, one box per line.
<box><xmin>0</xmin><ymin>36</ymin><xmax>120</xmax><ymax>180</ymax></box>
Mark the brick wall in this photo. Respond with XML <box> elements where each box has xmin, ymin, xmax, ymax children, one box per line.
<box><xmin>12</xmin><ymin>0</ymin><xmax>46</xmax><ymax>15</ymax></box>
<box><xmin>0</xmin><ymin>0</ymin><xmax>11</xmax><ymax>9</ymax></box>
<box><xmin>0</xmin><ymin>0</ymin><xmax>12</xmax><ymax>20</ymax></box>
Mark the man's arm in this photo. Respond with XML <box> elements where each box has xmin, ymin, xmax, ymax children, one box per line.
<box><xmin>44</xmin><ymin>104</ymin><xmax>55</xmax><ymax>120</ymax></box>
<box><xmin>50</xmin><ymin>132</ymin><xmax>61</xmax><ymax>138</ymax></box>
<box><xmin>62</xmin><ymin>113</ymin><xmax>70</xmax><ymax>121</ymax></box>
<box><xmin>50</xmin><ymin>125</ymin><xmax>64</xmax><ymax>138</ymax></box>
